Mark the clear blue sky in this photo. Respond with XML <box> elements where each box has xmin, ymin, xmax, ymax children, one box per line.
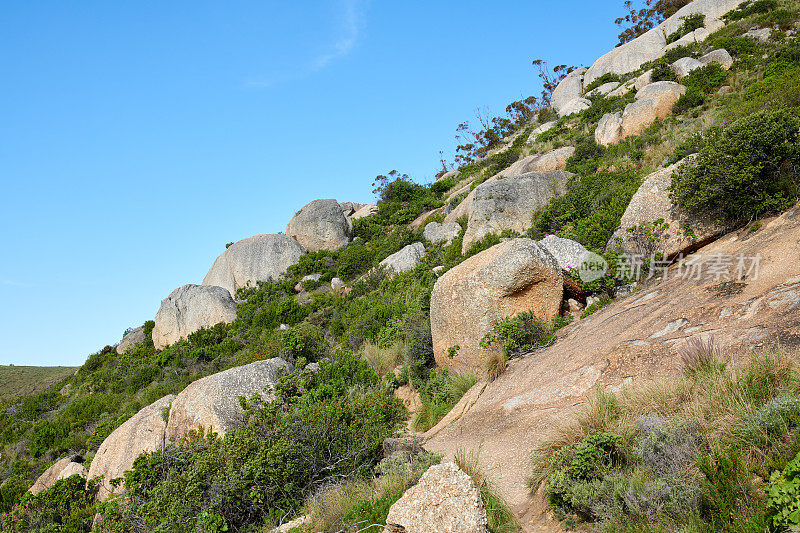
<box><xmin>0</xmin><ymin>1</ymin><xmax>621</xmax><ymax>366</ymax></box>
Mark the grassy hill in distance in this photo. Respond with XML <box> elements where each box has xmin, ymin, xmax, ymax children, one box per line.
<box><xmin>0</xmin><ymin>365</ymin><xmax>76</xmax><ymax>398</ymax></box>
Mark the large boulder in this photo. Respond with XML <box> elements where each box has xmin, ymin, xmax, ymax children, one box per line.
<box><xmin>202</xmin><ymin>234</ymin><xmax>307</xmax><ymax>297</ymax></box>
<box><xmin>530</xmin><ymin>120</ymin><xmax>557</xmax><ymax>138</ymax></box>
<box><xmin>30</xmin><ymin>456</ymin><xmax>86</xmax><ymax>496</ymax></box>
<box><xmin>672</xmin><ymin>57</ymin><xmax>705</xmax><ymax>79</ymax></box>
<box><xmin>117</xmin><ymin>326</ymin><xmax>147</xmax><ymax>355</ymax></box>
<box><xmin>699</xmin><ymin>48</ymin><xmax>734</xmax><ymax>70</ymax></box>
<box><xmin>153</xmin><ymin>284</ymin><xmax>238</xmax><ymax>350</ymax></box>
<box><xmin>587</xmin><ymin>81</ymin><xmax>621</xmax><ymax>97</ymax></box>
<box><xmin>424</xmin><ymin>222</ymin><xmax>462</xmax><ymax>245</ymax></box>
<box><xmin>551</xmin><ymin>68</ymin><xmax>586</xmax><ymax>116</ymax></box>
<box><xmin>598</xmin><ymin>81</ymin><xmax>686</xmax><ymax>145</ymax></box>
<box><xmin>538</xmin><ymin>235</ymin><xmax>591</xmax><ymax>271</ymax></box>
<box><xmin>385</xmin><ymin>462</ymin><xmax>488</xmax><ymax>533</ymax></box>
<box><xmin>501</xmin><ymin>147</ymin><xmax>575</xmax><ymax>177</ymax></box>
<box><xmin>164</xmin><ymin>358</ymin><xmax>293</xmax><ymax>442</ymax></box>
<box><xmin>462</xmin><ymin>171</ymin><xmax>571</xmax><ymax>253</ymax></box>
<box><xmin>558</xmin><ymin>97</ymin><xmax>592</xmax><ymax>117</ymax></box>
<box><xmin>339</xmin><ymin>202</ymin><xmax>364</xmax><ymax>217</ymax></box>
<box><xmin>608</xmin><ymin>159</ymin><xmax>725</xmax><ymax>258</ymax></box>
<box><xmin>286</xmin><ymin>199</ymin><xmax>353</xmax><ymax>251</ymax></box>
<box><xmin>350</xmin><ymin>204</ymin><xmax>378</xmax><ymax>220</ymax></box>
<box><xmin>583</xmin><ymin>0</ymin><xmax>741</xmax><ymax>86</ymax></box>
<box><xmin>379</xmin><ymin>242</ymin><xmax>426</xmax><ymax>274</ymax></box>
<box><xmin>430</xmin><ymin>239</ymin><xmax>563</xmax><ymax>370</ymax></box>
<box><xmin>88</xmin><ymin>395</ymin><xmax>176</xmax><ymax>500</ymax></box>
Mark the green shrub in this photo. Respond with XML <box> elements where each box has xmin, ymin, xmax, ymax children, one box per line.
<box><xmin>414</xmin><ymin>370</ymin><xmax>478</xmax><ymax>432</ymax></box>
<box><xmin>666</xmin><ymin>14</ymin><xmax>705</xmax><ymax>44</ymax></box>
<box><xmin>651</xmin><ymin>59</ymin><xmax>679</xmax><ymax>82</ymax></box>
<box><xmin>767</xmin><ymin>449</ymin><xmax>800</xmax><ymax>528</ymax></box>
<box><xmin>724</xmin><ymin>0</ymin><xmax>778</xmax><ymax>21</ymax></box>
<box><xmin>681</xmin><ymin>63</ymin><xmax>728</xmax><ymax>94</ymax></box>
<box><xmin>673</xmin><ymin>87</ymin><xmax>705</xmax><ymax>113</ymax></box>
<box><xmin>1</xmin><ymin>475</ymin><xmax>99</xmax><ymax>532</ymax></box>
<box><xmin>479</xmin><ymin>311</ymin><xmax>567</xmax><ymax>357</ymax></box>
<box><xmin>565</xmin><ymin>135</ymin><xmax>606</xmax><ymax>176</ymax></box>
<box><xmin>714</xmin><ymin>35</ymin><xmax>758</xmax><ymax>57</ymax></box>
<box><xmin>584</xmin><ymin>73</ymin><xmax>622</xmax><ymax>93</ymax></box>
<box><xmin>669</xmin><ymin>108</ymin><xmax>800</xmax><ymax>223</ymax></box>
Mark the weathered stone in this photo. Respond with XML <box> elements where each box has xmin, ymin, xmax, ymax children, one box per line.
<box><xmin>699</xmin><ymin>49</ymin><xmax>734</xmax><ymax>70</ymax></box>
<box><xmin>117</xmin><ymin>326</ymin><xmax>147</xmax><ymax>355</ymax></box>
<box><xmin>286</xmin><ymin>199</ymin><xmax>353</xmax><ymax>252</ymax></box>
<box><xmin>608</xmin><ymin>159</ymin><xmax>725</xmax><ymax>258</ymax></box>
<box><xmin>501</xmin><ymin>147</ymin><xmax>575</xmax><ymax>177</ymax></box>
<box><xmin>385</xmin><ymin>462</ymin><xmax>488</xmax><ymax>533</ymax></box>
<box><xmin>89</xmin><ymin>395</ymin><xmax>175</xmax><ymax>500</ymax></box>
<box><xmin>153</xmin><ymin>285</ymin><xmax>238</xmax><ymax>350</ymax></box>
<box><xmin>558</xmin><ymin>97</ymin><xmax>592</xmax><ymax>117</ymax></box>
<box><xmin>587</xmin><ymin>81</ymin><xmax>621</xmax><ymax>96</ymax></box>
<box><xmin>596</xmin><ymin>112</ymin><xmax>624</xmax><ymax>146</ymax></box>
<box><xmin>530</xmin><ymin>121</ymin><xmax>557</xmax><ymax>139</ymax></box>
<box><xmin>339</xmin><ymin>202</ymin><xmax>364</xmax><ymax>217</ymax></box>
<box><xmin>30</xmin><ymin>456</ymin><xmax>86</xmax><ymax>495</ymax></box>
<box><xmin>351</xmin><ymin>204</ymin><xmax>378</xmax><ymax>220</ymax></box>
<box><xmin>165</xmin><ymin>359</ymin><xmax>293</xmax><ymax>442</ymax></box>
<box><xmin>275</xmin><ymin>515</ymin><xmax>312</xmax><ymax>533</ymax></box>
<box><xmin>620</xmin><ymin>82</ymin><xmax>686</xmax><ymax>139</ymax></box>
<box><xmin>202</xmin><ymin>234</ymin><xmax>307</xmax><ymax>297</ymax></box>
<box><xmin>609</xmin><ymin>80</ymin><xmax>637</xmax><ymax>98</ymax></box>
<box><xmin>672</xmin><ymin>56</ymin><xmax>705</xmax><ymax>78</ymax></box>
<box><xmin>539</xmin><ymin>235</ymin><xmax>591</xmax><ymax>271</ymax></box>
<box><xmin>551</xmin><ymin>68</ymin><xmax>586</xmax><ymax>115</ymax></box>
<box><xmin>635</xmin><ymin>70</ymin><xmax>654</xmax><ymax>91</ymax></box>
<box><xmin>462</xmin><ymin>172</ymin><xmax>571</xmax><ymax>253</ymax></box>
<box><xmin>744</xmin><ymin>27</ymin><xmax>772</xmax><ymax>43</ymax></box>
<box><xmin>424</xmin><ymin>222</ymin><xmax>462</xmax><ymax>245</ymax></box>
<box><xmin>331</xmin><ymin>277</ymin><xmax>346</xmax><ymax>291</ymax></box>
<box><xmin>380</xmin><ymin>242</ymin><xmax>426</xmax><ymax>274</ymax></box>
<box><xmin>430</xmin><ymin>239</ymin><xmax>563</xmax><ymax>369</ymax></box>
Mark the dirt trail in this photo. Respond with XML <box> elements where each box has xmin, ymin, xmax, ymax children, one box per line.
<box><xmin>424</xmin><ymin>203</ymin><xmax>800</xmax><ymax>531</ymax></box>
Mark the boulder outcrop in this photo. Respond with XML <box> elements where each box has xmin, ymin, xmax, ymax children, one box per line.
<box><xmin>286</xmin><ymin>199</ymin><xmax>353</xmax><ymax>251</ymax></box>
<box><xmin>430</xmin><ymin>239</ymin><xmax>563</xmax><ymax>370</ymax></box>
<box><xmin>30</xmin><ymin>456</ymin><xmax>86</xmax><ymax>495</ymax></box>
<box><xmin>88</xmin><ymin>395</ymin><xmax>176</xmax><ymax>500</ymax></box>
<box><xmin>385</xmin><ymin>462</ymin><xmax>488</xmax><ymax>533</ymax></box>
<box><xmin>699</xmin><ymin>48</ymin><xmax>734</xmax><ymax>70</ymax></box>
<box><xmin>164</xmin><ymin>358</ymin><xmax>293</xmax><ymax>442</ymax></box>
<box><xmin>117</xmin><ymin>326</ymin><xmax>147</xmax><ymax>354</ymax></box>
<box><xmin>501</xmin><ymin>147</ymin><xmax>575</xmax><ymax>177</ymax></box>
<box><xmin>538</xmin><ymin>235</ymin><xmax>591</xmax><ymax>271</ymax></box>
<box><xmin>379</xmin><ymin>242</ymin><xmax>426</xmax><ymax>274</ymax></box>
<box><xmin>597</xmin><ymin>82</ymin><xmax>686</xmax><ymax>145</ymax></box>
<box><xmin>423</xmin><ymin>222</ymin><xmax>462</xmax><ymax>245</ymax></box>
<box><xmin>462</xmin><ymin>171</ymin><xmax>571</xmax><ymax>252</ymax></box>
<box><xmin>551</xmin><ymin>68</ymin><xmax>586</xmax><ymax>116</ymax></box>
<box><xmin>202</xmin><ymin>234</ymin><xmax>307</xmax><ymax>297</ymax></box>
<box><xmin>559</xmin><ymin>97</ymin><xmax>592</xmax><ymax>117</ymax></box>
<box><xmin>672</xmin><ymin>56</ymin><xmax>705</xmax><ymax>78</ymax></box>
<box><xmin>350</xmin><ymin>203</ymin><xmax>378</xmax><ymax>220</ymax></box>
<box><xmin>608</xmin><ymin>159</ymin><xmax>725</xmax><ymax>258</ymax></box>
<box><xmin>152</xmin><ymin>284</ymin><xmax>238</xmax><ymax>350</ymax></box>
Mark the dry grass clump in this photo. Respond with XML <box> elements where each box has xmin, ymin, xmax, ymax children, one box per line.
<box><xmin>360</xmin><ymin>340</ymin><xmax>406</xmax><ymax>377</ymax></box>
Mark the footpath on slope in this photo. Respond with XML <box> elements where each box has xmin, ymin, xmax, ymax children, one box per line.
<box><xmin>424</xmin><ymin>202</ymin><xmax>800</xmax><ymax>532</ymax></box>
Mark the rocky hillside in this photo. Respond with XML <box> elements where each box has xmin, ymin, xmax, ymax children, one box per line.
<box><xmin>2</xmin><ymin>0</ymin><xmax>800</xmax><ymax>531</ymax></box>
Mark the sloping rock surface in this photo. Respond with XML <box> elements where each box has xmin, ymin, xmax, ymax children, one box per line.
<box><xmin>286</xmin><ymin>198</ymin><xmax>353</xmax><ymax>251</ymax></box>
<box><xmin>117</xmin><ymin>326</ymin><xmax>146</xmax><ymax>355</ymax></box>
<box><xmin>426</xmin><ymin>201</ymin><xmax>800</xmax><ymax>529</ymax></box>
<box><xmin>202</xmin><ymin>234</ymin><xmax>307</xmax><ymax>297</ymax></box>
<box><xmin>153</xmin><ymin>284</ymin><xmax>238</xmax><ymax>350</ymax></box>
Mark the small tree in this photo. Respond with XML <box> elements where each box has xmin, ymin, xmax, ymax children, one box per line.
<box><xmin>615</xmin><ymin>0</ymin><xmax>692</xmax><ymax>45</ymax></box>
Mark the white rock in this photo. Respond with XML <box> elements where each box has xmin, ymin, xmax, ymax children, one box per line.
<box><xmin>558</xmin><ymin>97</ymin><xmax>592</xmax><ymax>117</ymax></box>
<box><xmin>380</xmin><ymin>242</ymin><xmax>426</xmax><ymax>274</ymax></box>
<box><xmin>699</xmin><ymin>49</ymin><xmax>734</xmax><ymax>70</ymax></box>
<box><xmin>423</xmin><ymin>222</ymin><xmax>462</xmax><ymax>245</ymax></box>
<box><xmin>595</xmin><ymin>112</ymin><xmax>624</xmax><ymax>147</ymax></box>
<box><xmin>672</xmin><ymin>57</ymin><xmax>705</xmax><ymax>78</ymax></box>
<box><xmin>286</xmin><ymin>199</ymin><xmax>353</xmax><ymax>252</ymax></box>
<box><xmin>587</xmin><ymin>81</ymin><xmax>621</xmax><ymax>97</ymax></box>
<box><xmin>153</xmin><ymin>285</ymin><xmax>238</xmax><ymax>350</ymax></box>
<box><xmin>551</xmin><ymin>68</ymin><xmax>586</xmax><ymax>115</ymax></box>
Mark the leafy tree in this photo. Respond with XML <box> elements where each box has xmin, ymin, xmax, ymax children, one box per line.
<box><xmin>615</xmin><ymin>0</ymin><xmax>692</xmax><ymax>45</ymax></box>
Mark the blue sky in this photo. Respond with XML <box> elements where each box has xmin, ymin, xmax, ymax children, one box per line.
<box><xmin>0</xmin><ymin>1</ymin><xmax>621</xmax><ymax>366</ymax></box>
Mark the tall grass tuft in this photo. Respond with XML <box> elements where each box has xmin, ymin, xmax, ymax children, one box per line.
<box><xmin>454</xmin><ymin>449</ymin><xmax>521</xmax><ymax>533</ymax></box>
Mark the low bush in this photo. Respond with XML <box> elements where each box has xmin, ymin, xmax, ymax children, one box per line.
<box><xmin>666</xmin><ymin>14</ymin><xmax>705</xmax><ymax>44</ymax></box>
<box><xmin>669</xmin><ymin>108</ymin><xmax>800</xmax><ymax>224</ymax></box>
<box><xmin>681</xmin><ymin>63</ymin><xmax>728</xmax><ymax>94</ymax></box>
<box><xmin>767</xmin><ymin>449</ymin><xmax>800</xmax><ymax>528</ymax></box>
<box><xmin>414</xmin><ymin>370</ymin><xmax>477</xmax><ymax>432</ymax></box>
<box><xmin>724</xmin><ymin>0</ymin><xmax>778</xmax><ymax>21</ymax></box>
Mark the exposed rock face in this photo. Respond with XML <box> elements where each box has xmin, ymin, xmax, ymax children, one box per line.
<box><xmin>608</xmin><ymin>160</ymin><xmax>725</xmax><ymax>258</ymax></box>
<box><xmin>380</xmin><ymin>242</ymin><xmax>426</xmax><ymax>274</ymax></box>
<box><xmin>700</xmin><ymin>48</ymin><xmax>734</xmax><ymax>70</ymax></box>
<box><xmin>462</xmin><ymin>172</ymin><xmax>571</xmax><ymax>253</ymax></box>
<box><xmin>30</xmin><ymin>456</ymin><xmax>86</xmax><ymax>495</ymax></box>
<box><xmin>559</xmin><ymin>97</ymin><xmax>592</xmax><ymax>117</ymax></box>
<box><xmin>385</xmin><ymin>462</ymin><xmax>488</xmax><ymax>533</ymax></box>
<box><xmin>539</xmin><ymin>235</ymin><xmax>591</xmax><ymax>271</ymax></box>
<box><xmin>152</xmin><ymin>285</ymin><xmax>238</xmax><ymax>350</ymax></box>
<box><xmin>164</xmin><ymin>359</ymin><xmax>293</xmax><ymax>442</ymax></box>
<box><xmin>117</xmin><ymin>326</ymin><xmax>147</xmax><ymax>354</ymax></box>
<box><xmin>286</xmin><ymin>199</ymin><xmax>353</xmax><ymax>251</ymax></box>
<box><xmin>635</xmin><ymin>70</ymin><xmax>654</xmax><ymax>90</ymax></box>
<box><xmin>351</xmin><ymin>204</ymin><xmax>378</xmax><ymax>220</ymax></box>
<box><xmin>583</xmin><ymin>0</ymin><xmax>741</xmax><ymax>86</ymax></box>
<box><xmin>672</xmin><ymin>56</ymin><xmax>705</xmax><ymax>78</ymax></box>
<box><xmin>744</xmin><ymin>27</ymin><xmax>772</xmax><ymax>43</ymax></box>
<box><xmin>430</xmin><ymin>239</ymin><xmax>563</xmax><ymax>370</ymax></box>
<box><xmin>598</xmin><ymin>81</ymin><xmax>686</xmax><ymax>145</ymax></box>
<box><xmin>202</xmin><ymin>234</ymin><xmax>307</xmax><ymax>297</ymax></box>
<box><xmin>424</xmin><ymin>222</ymin><xmax>462</xmax><ymax>245</ymax></box>
<box><xmin>609</xmin><ymin>80</ymin><xmax>637</xmax><ymax>98</ymax></box>
<box><xmin>339</xmin><ymin>202</ymin><xmax>364</xmax><ymax>217</ymax></box>
<box><xmin>530</xmin><ymin>120</ymin><xmax>557</xmax><ymax>138</ymax></box>
<box><xmin>89</xmin><ymin>395</ymin><xmax>176</xmax><ymax>500</ymax></box>
<box><xmin>551</xmin><ymin>68</ymin><xmax>586</xmax><ymax>116</ymax></box>
<box><xmin>501</xmin><ymin>147</ymin><xmax>575</xmax><ymax>177</ymax></box>
<box><xmin>587</xmin><ymin>81</ymin><xmax>621</xmax><ymax>96</ymax></box>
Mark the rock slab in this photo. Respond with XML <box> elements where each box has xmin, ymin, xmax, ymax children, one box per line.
<box><xmin>385</xmin><ymin>462</ymin><xmax>488</xmax><ymax>533</ymax></box>
<box><xmin>380</xmin><ymin>242</ymin><xmax>426</xmax><ymax>274</ymax></box>
<box><xmin>117</xmin><ymin>326</ymin><xmax>147</xmax><ymax>355</ymax></box>
<box><xmin>424</xmin><ymin>222</ymin><xmax>462</xmax><ymax>246</ymax></box>
<box><xmin>30</xmin><ymin>456</ymin><xmax>86</xmax><ymax>495</ymax></box>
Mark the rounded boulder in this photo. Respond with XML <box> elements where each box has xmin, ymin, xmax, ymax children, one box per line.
<box><xmin>286</xmin><ymin>199</ymin><xmax>353</xmax><ymax>252</ymax></box>
<box><xmin>153</xmin><ymin>284</ymin><xmax>238</xmax><ymax>350</ymax></box>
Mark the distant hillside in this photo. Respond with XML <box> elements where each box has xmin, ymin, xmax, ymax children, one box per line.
<box><xmin>0</xmin><ymin>366</ymin><xmax>75</xmax><ymax>398</ymax></box>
